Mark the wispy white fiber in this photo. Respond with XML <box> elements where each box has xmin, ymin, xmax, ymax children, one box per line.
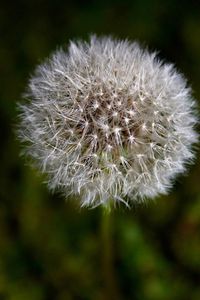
<box><xmin>18</xmin><ymin>36</ymin><xmax>198</xmax><ymax>207</ymax></box>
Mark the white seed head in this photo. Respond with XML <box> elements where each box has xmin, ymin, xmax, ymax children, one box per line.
<box><xmin>18</xmin><ymin>35</ymin><xmax>198</xmax><ymax>208</ymax></box>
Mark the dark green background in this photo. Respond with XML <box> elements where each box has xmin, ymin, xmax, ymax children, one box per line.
<box><xmin>0</xmin><ymin>0</ymin><xmax>200</xmax><ymax>299</ymax></box>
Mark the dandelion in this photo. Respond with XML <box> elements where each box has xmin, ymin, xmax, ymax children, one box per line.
<box><xmin>18</xmin><ymin>36</ymin><xmax>198</xmax><ymax>208</ymax></box>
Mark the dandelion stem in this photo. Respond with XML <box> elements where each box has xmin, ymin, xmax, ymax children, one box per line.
<box><xmin>101</xmin><ymin>204</ymin><xmax>121</xmax><ymax>300</ymax></box>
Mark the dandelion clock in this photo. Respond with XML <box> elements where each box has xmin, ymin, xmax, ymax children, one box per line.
<box><xmin>18</xmin><ymin>36</ymin><xmax>198</xmax><ymax>208</ymax></box>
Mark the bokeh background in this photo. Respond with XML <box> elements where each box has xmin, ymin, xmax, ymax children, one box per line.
<box><xmin>0</xmin><ymin>0</ymin><xmax>200</xmax><ymax>299</ymax></box>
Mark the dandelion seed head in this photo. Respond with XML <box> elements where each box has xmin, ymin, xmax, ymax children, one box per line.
<box><xmin>18</xmin><ymin>36</ymin><xmax>198</xmax><ymax>207</ymax></box>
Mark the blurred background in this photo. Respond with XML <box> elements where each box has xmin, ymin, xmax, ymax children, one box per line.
<box><xmin>0</xmin><ymin>0</ymin><xmax>200</xmax><ymax>299</ymax></box>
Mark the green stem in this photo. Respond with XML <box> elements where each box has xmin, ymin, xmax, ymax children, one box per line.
<box><xmin>101</xmin><ymin>204</ymin><xmax>121</xmax><ymax>300</ymax></box>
